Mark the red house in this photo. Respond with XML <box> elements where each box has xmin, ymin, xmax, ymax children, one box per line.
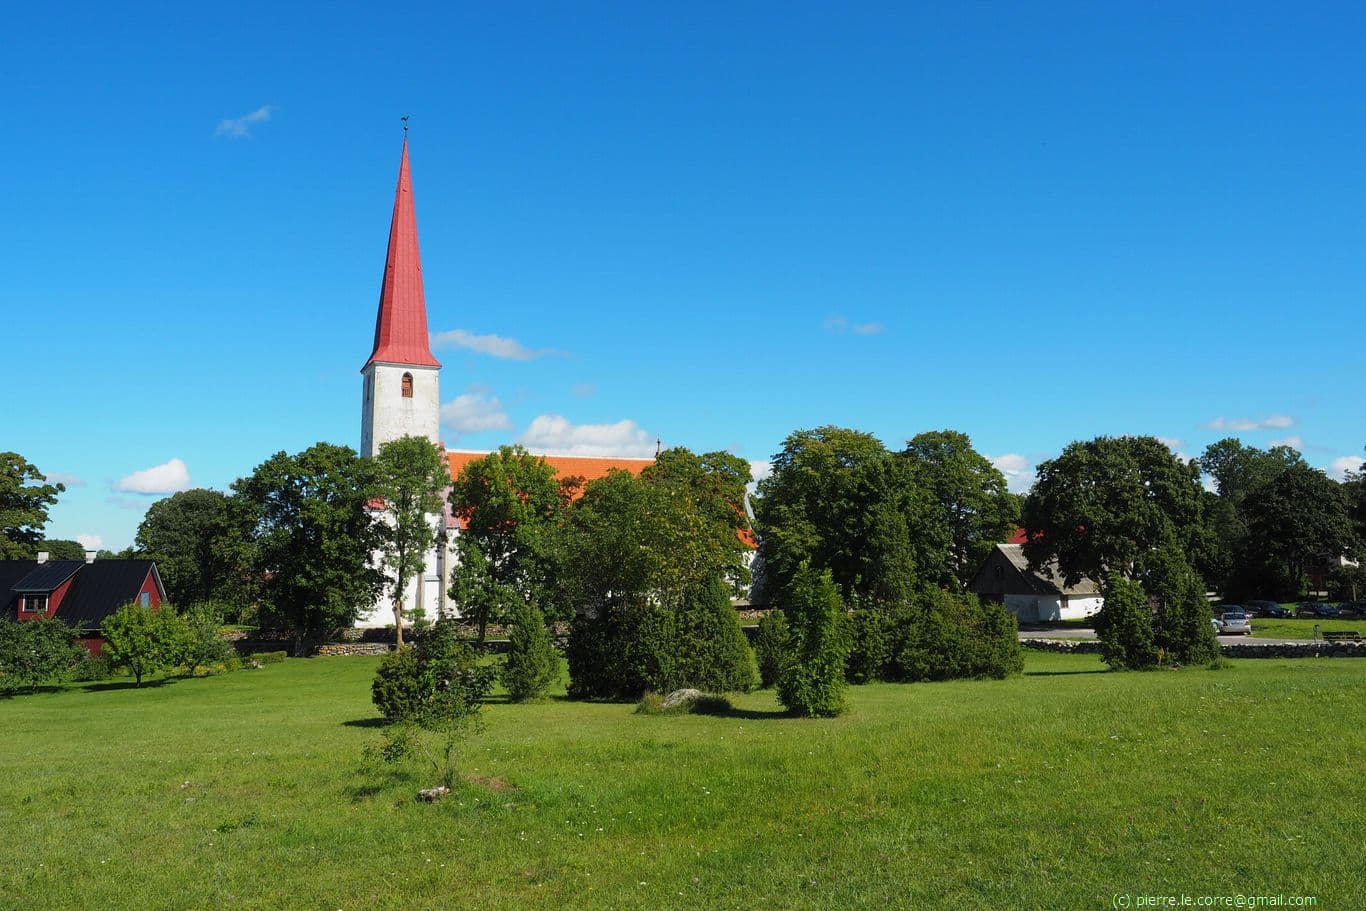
<box><xmin>0</xmin><ymin>554</ymin><xmax>166</xmax><ymax>655</ymax></box>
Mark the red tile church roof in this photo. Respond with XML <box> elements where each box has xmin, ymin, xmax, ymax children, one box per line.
<box><xmin>364</xmin><ymin>138</ymin><xmax>440</xmax><ymax>370</ymax></box>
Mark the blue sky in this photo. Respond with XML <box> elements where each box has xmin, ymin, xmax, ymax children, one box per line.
<box><xmin>6</xmin><ymin>2</ymin><xmax>1364</xmax><ymax>550</ymax></box>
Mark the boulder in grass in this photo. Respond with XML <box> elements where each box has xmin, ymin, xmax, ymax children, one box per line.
<box><xmin>661</xmin><ymin>688</ymin><xmax>705</xmax><ymax>711</ymax></box>
<box><xmin>418</xmin><ymin>786</ymin><xmax>451</xmax><ymax>802</ymax></box>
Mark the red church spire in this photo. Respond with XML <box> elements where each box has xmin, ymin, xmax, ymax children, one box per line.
<box><xmin>364</xmin><ymin>137</ymin><xmax>441</xmax><ymax>369</ymax></box>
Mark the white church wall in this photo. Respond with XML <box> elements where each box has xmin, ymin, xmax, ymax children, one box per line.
<box><xmin>361</xmin><ymin>362</ymin><xmax>440</xmax><ymax>458</ymax></box>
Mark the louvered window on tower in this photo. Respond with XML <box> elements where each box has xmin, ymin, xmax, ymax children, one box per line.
<box><xmin>401</xmin><ymin>372</ymin><xmax>414</xmax><ymax>398</ymax></box>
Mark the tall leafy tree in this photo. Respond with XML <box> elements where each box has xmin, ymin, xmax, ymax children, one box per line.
<box><xmin>901</xmin><ymin>430</ymin><xmax>1019</xmax><ymax>586</ymax></box>
<box><xmin>1197</xmin><ymin>438</ymin><xmax>1307</xmax><ymax>592</ymax></box>
<box><xmin>1240</xmin><ymin>464</ymin><xmax>1357</xmax><ymax>596</ymax></box>
<box><xmin>754</xmin><ymin>426</ymin><xmax>947</xmax><ymax>605</ymax></box>
<box><xmin>373</xmin><ymin>436</ymin><xmax>450</xmax><ymax>647</ymax></box>
<box><xmin>641</xmin><ymin>448</ymin><xmax>755</xmax><ymax>593</ymax></box>
<box><xmin>234</xmin><ymin>443</ymin><xmax>383</xmax><ymax>655</ymax></box>
<box><xmin>1022</xmin><ymin>436</ymin><xmax>1206</xmax><ymax>588</ymax></box>
<box><xmin>449</xmin><ymin>446</ymin><xmax>566</xmax><ymax>634</ymax></box>
<box><xmin>1</xmin><ymin>453</ymin><xmax>64</xmax><ymax>559</ymax></box>
<box><xmin>134</xmin><ymin>489</ymin><xmax>254</xmax><ymax>613</ymax></box>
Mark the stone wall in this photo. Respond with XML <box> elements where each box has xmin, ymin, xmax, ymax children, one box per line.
<box><xmin>1020</xmin><ymin>637</ymin><xmax>1366</xmax><ymax>658</ymax></box>
<box><xmin>313</xmin><ymin>642</ymin><xmax>394</xmax><ymax>657</ymax></box>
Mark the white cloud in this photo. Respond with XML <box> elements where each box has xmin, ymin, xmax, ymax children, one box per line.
<box><xmin>45</xmin><ymin>471</ymin><xmax>86</xmax><ymax>488</ymax></box>
<box><xmin>990</xmin><ymin>453</ymin><xmax>1035</xmax><ymax>494</ymax></box>
<box><xmin>519</xmin><ymin>415</ymin><xmax>656</xmax><ymax>457</ymax></box>
<box><xmin>440</xmin><ymin>391</ymin><xmax>511</xmax><ymax>436</ymax></box>
<box><xmin>1204</xmin><ymin>415</ymin><xmax>1296</xmax><ymax>432</ymax></box>
<box><xmin>214</xmin><ymin>105</ymin><xmax>273</xmax><ymax>139</ymax></box>
<box><xmin>76</xmin><ymin>534</ymin><xmax>103</xmax><ymax>551</ymax></box>
<box><xmin>113</xmin><ymin>458</ymin><xmax>192</xmax><ymax>495</ymax></box>
<box><xmin>431</xmin><ymin>329</ymin><xmax>561</xmax><ymax>361</ymax></box>
<box><xmin>1269</xmin><ymin>436</ymin><xmax>1304</xmax><ymax>451</ymax></box>
<box><xmin>1156</xmin><ymin>437</ymin><xmax>1186</xmax><ymax>451</ymax></box>
<box><xmin>1328</xmin><ymin>455</ymin><xmax>1365</xmax><ymax>481</ymax></box>
<box><xmin>823</xmin><ymin>315</ymin><xmax>884</xmax><ymax>336</ymax></box>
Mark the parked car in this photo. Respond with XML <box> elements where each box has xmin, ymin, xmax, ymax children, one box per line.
<box><xmin>1217</xmin><ymin>610</ymin><xmax>1252</xmax><ymax>635</ymax></box>
<box><xmin>1297</xmin><ymin>602</ymin><xmax>1339</xmax><ymax>618</ymax></box>
<box><xmin>1245</xmin><ymin>600</ymin><xmax>1288</xmax><ymax>618</ymax></box>
<box><xmin>1335</xmin><ymin>601</ymin><xmax>1366</xmax><ymax>618</ymax></box>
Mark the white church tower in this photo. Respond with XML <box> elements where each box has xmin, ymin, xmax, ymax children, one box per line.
<box><xmin>357</xmin><ymin>137</ymin><xmax>451</xmax><ymax>626</ymax></box>
<box><xmin>361</xmin><ymin>137</ymin><xmax>441</xmax><ymax>456</ymax></box>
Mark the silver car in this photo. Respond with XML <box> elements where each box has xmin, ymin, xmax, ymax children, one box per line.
<box><xmin>1217</xmin><ymin>610</ymin><xmax>1252</xmax><ymax>635</ymax></box>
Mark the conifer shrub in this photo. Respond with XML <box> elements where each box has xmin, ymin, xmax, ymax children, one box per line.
<box><xmin>753</xmin><ymin>609</ymin><xmax>790</xmax><ymax>689</ymax></box>
<box><xmin>1094</xmin><ymin>574</ymin><xmax>1160</xmax><ymax>670</ymax></box>
<box><xmin>673</xmin><ymin>575</ymin><xmax>758</xmax><ymax>693</ymax></box>
<box><xmin>1141</xmin><ymin>545</ymin><xmax>1219</xmax><ymax>666</ymax></box>
<box><xmin>776</xmin><ymin>565</ymin><xmax>852</xmax><ymax>717</ymax></box>
<box><xmin>502</xmin><ymin>600</ymin><xmax>559</xmax><ymax>702</ymax></box>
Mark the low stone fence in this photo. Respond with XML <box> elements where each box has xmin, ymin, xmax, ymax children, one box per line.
<box><xmin>313</xmin><ymin>642</ymin><xmax>393</xmax><ymax>657</ymax></box>
<box><xmin>1020</xmin><ymin>637</ymin><xmax>1366</xmax><ymax>658</ymax></box>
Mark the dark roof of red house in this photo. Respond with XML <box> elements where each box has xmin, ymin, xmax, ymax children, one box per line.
<box><xmin>1</xmin><ymin>560</ymin><xmax>165</xmax><ymax>629</ymax></box>
<box><xmin>13</xmin><ymin>560</ymin><xmax>84</xmax><ymax>592</ymax></box>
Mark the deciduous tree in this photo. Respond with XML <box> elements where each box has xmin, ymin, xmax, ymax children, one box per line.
<box><xmin>1023</xmin><ymin>436</ymin><xmax>1206</xmax><ymax>588</ymax></box>
<box><xmin>373</xmin><ymin>436</ymin><xmax>450</xmax><ymax>647</ymax></box>
<box><xmin>1</xmin><ymin>453</ymin><xmax>64</xmax><ymax>559</ymax></box>
<box><xmin>234</xmin><ymin>443</ymin><xmax>383</xmax><ymax>655</ymax></box>
<box><xmin>102</xmin><ymin>603</ymin><xmax>189</xmax><ymax>686</ymax></box>
<box><xmin>134</xmin><ymin>489</ymin><xmax>254</xmax><ymax>614</ymax></box>
<box><xmin>901</xmin><ymin>430</ymin><xmax>1020</xmax><ymax>586</ymax></box>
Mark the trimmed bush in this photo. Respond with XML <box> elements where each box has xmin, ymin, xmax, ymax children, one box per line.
<box><xmin>502</xmin><ymin>600</ymin><xmax>559</xmax><ymax>702</ymax></box>
<box><xmin>753</xmin><ymin>610</ymin><xmax>789</xmax><ymax>689</ymax></box>
<box><xmin>880</xmin><ymin>589</ymin><xmax>1022</xmax><ymax>682</ymax></box>
<box><xmin>250</xmin><ymin>650</ymin><xmax>288</xmax><ymax>665</ymax></box>
<box><xmin>776</xmin><ymin>566</ymin><xmax>852</xmax><ymax>717</ymax></box>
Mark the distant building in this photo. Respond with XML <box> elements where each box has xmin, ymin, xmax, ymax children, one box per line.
<box><xmin>1</xmin><ymin>552</ymin><xmax>166</xmax><ymax>654</ymax></box>
<box><xmin>968</xmin><ymin>543</ymin><xmax>1102</xmax><ymax>623</ymax></box>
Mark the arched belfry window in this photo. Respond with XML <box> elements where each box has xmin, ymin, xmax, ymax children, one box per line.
<box><xmin>401</xmin><ymin>372</ymin><xmax>414</xmax><ymax>398</ymax></box>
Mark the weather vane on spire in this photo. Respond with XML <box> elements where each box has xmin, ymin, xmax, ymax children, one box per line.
<box><xmin>401</xmin><ymin>114</ymin><xmax>410</xmax><ymax>136</ymax></box>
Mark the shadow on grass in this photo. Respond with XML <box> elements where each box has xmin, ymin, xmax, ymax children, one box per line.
<box><xmin>342</xmin><ymin>717</ymin><xmax>387</xmax><ymax>728</ymax></box>
<box><xmin>708</xmin><ymin>705</ymin><xmax>792</xmax><ymax>720</ymax></box>
<box><xmin>78</xmin><ymin>678</ymin><xmax>176</xmax><ymax>693</ymax></box>
<box><xmin>1025</xmin><ymin>669</ymin><xmax>1111</xmax><ymax>677</ymax></box>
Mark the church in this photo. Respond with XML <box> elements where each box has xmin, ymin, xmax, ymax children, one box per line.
<box><xmin>355</xmin><ymin>139</ymin><xmax>653</xmax><ymax>627</ymax></box>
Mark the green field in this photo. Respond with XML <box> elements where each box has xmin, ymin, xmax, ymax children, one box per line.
<box><xmin>1251</xmin><ymin>618</ymin><xmax>1366</xmax><ymax>639</ymax></box>
<box><xmin>2</xmin><ymin>654</ymin><xmax>1363</xmax><ymax>910</ymax></box>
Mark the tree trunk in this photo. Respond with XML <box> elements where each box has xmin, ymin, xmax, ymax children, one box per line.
<box><xmin>394</xmin><ymin>581</ymin><xmax>406</xmax><ymax>649</ymax></box>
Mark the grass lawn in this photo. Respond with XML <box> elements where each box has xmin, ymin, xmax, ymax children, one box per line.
<box><xmin>2</xmin><ymin>654</ymin><xmax>1363</xmax><ymax>911</ymax></box>
<box><xmin>1251</xmin><ymin>618</ymin><xmax>1366</xmax><ymax>639</ymax></box>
